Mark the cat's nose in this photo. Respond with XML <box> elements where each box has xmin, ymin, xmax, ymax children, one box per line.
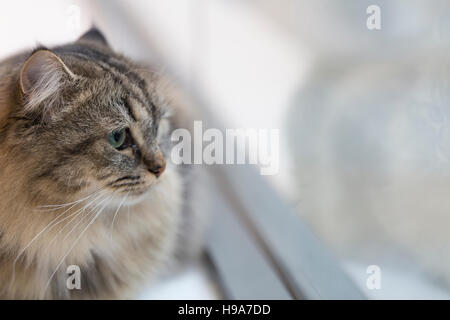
<box><xmin>149</xmin><ymin>161</ymin><xmax>166</xmax><ymax>178</ymax></box>
<box><xmin>143</xmin><ymin>150</ymin><xmax>166</xmax><ymax>178</ymax></box>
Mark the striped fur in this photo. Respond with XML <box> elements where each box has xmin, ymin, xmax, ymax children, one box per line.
<box><xmin>0</xmin><ymin>28</ymin><xmax>197</xmax><ymax>299</ymax></box>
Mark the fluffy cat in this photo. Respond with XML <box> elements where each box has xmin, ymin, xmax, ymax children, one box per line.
<box><xmin>0</xmin><ymin>28</ymin><xmax>200</xmax><ymax>299</ymax></box>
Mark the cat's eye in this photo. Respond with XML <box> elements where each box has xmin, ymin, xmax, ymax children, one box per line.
<box><xmin>107</xmin><ymin>128</ymin><xmax>127</xmax><ymax>149</ymax></box>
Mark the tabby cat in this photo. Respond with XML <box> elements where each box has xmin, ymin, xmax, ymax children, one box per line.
<box><xmin>0</xmin><ymin>28</ymin><xmax>197</xmax><ymax>299</ymax></box>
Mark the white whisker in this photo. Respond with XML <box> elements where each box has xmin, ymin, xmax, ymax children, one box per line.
<box><xmin>60</xmin><ymin>194</ymin><xmax>111</xmax><ymax>243</ymax></box>
<box><xmin>110</xmin><ymin>192</ymin><xmax>129</xmax><ymax>244</ymax></box>
<box><xmin>10</xmin><ymin>199</ymin><xmax>81</xmax><ymax>290</ymax></box>
<box><xmin>44</xmin><ymin>192</ymin><xmax>107</xmax><ymax>250</ymax></box>
<box><xmin>41</xmin><ymin>195</ymin><xmax>113</xmax><ymax>298</ymax></box>
<box><xmin>35</xmin><ymin>187</ymin><xmax>105</xmax><ymax>211</ymax></box>
<box><xmin>127</xmin><ymin>204</ymin><xmax>131</xmax><ymax>226</ymax></box>
<box><xmin>10</xmin><ymin>188</ymin><xmax>107</xmax><ymax>290</ymax></box>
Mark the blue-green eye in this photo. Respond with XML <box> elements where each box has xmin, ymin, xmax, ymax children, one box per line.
<box><xmin>107</xmin><ymin>128</ymin><xmax>127</xmax><ymax>149</ymax></box>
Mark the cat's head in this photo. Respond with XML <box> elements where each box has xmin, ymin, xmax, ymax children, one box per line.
<box><xmin>4</xmin><ymin>28</ymin><xmax>173</xmax><ymax>205</ymax></box>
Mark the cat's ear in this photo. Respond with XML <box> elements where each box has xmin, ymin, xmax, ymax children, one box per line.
<box><xmin>77</xmin><ymin>26</ymin><xmax>109</xmax><ymax>47</ymax></box>
<box><xmin>19</xmin><ymin>49</ymin><xmax>75</xmax><ymax>112</ymax></box>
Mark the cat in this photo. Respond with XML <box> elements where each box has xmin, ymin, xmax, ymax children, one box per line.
<box><xmin>0</xmin><ymin>27</ymin><xmax>203</xmax><ymax>299</ymax></box>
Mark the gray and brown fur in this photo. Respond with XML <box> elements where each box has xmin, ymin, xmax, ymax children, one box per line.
<box><xmin>0</xmin><ymin>28</ymin><xmax>197</xmax><ymax>299</ymax></box>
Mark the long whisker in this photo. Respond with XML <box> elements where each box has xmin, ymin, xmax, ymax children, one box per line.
<box><xmin>110</xmin><ymin>192</ymin><xmax>129</xmax><ymax>244</ymax></box>
<box><xmin>9</xmin><ymin>199</ymin><xmax>83</xmax><ymax>290</ymax></box>
<box><xmin>60</xmin><ymin>194</ymin><xmax>111</xmax><ymax>244</ymax></box>
<box><xmin>41</xmin><ymin>195</ymin><xmax>113</xmax><ymax>298</ymax></box>
<box><xmin>10</xmin><ymin>188</ymin><xmax>107</xmax><ymax>289</ymax></box>
<box><xmin>35</xmin><ymin>187</ymin><xmax>105</xmax><ymax>212</ymax></box>
<box><xmin>127</xmin><ymin>204</ymin><xmax>131</xmax><ymax>227</ymax></box>
<box><xmin>43</xmin><ymin>192</ymin><xmax>107</xmax><ymax>251</ymax></box>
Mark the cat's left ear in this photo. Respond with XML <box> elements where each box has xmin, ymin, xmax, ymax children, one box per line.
<box><xmin>77</xmin><ymin>26</ymin><xmax>109</xmax><ymax>47</ymax></box>
<box><xmin>19</xmin><ymin>49</ymin><xmax>76</xmax><ymax>113</ymax></box>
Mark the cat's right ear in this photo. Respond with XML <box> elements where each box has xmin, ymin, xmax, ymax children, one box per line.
<box><xmin>77</xmin><ymin>26</ymin><xmax>109</xmax><ymax>47</ymax></box>
<box><xmin>19</xmin><ymin>49</ymin><xmax>76</xmax><ymax>113</ymax></box>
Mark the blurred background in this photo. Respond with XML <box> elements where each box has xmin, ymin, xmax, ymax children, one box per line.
<box><xmin>2</xmin><ymin>0</ymin><xmax>450</xmax><ymax>299</ymax></box>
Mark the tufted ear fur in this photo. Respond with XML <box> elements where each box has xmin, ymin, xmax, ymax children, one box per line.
<box><xmin>19</xmin><ymin>49</ymin><xmax>75</xmax><ymax>114</ymax></box>
<box><xmin>77</xmin><ymin>26</ymin><xmax>109</xmax><ymax>47</ymax></box>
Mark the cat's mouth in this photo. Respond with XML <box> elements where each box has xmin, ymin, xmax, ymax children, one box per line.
<box><xmin>84</xmin><ymin>170</ymin><xmax>165</xmax><ymax>209</ymax></box>
<box><xmin>106</xmin><ymin>173</ymin><xmax>160</xmax><ymax>193</ymax></box>
<box><xmin>107</xmin><ymin>173</ymin><xmax>164</xmax><ymax>202</ymax></box>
